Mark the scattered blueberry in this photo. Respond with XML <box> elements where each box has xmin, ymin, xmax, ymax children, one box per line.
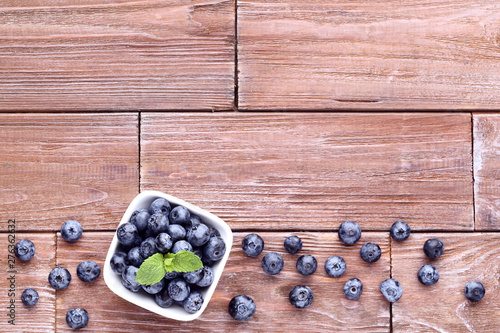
<box><xmin>142</xmin><ymin>279</ymin><xmax>165</xmax><ymax>294</ymax></box>
<box><xmin>423</xmin><ymin>238</ymin><xmax>445</xmax><ymax>259</ymax></box>
<box><xmin>155</xmin><ymin>232</ymin><xmax>173</xmax><ymax>254</ymax></box>
<box><xmin>116</xmin><ymin>222</ymin><xmax>139</xmax><ymax>247</ymax></box>
<box><xmin>228</xmin><ymin>295</ymin><xmax>256</xmax><ymax>320</ymax></box>
<box><xmin>14</xmin><ymin>239</ymin><xmax>35</xmax><ymax>261</ymax></box>
<box><xmin>130</xmin><ymin>209</ymin><xmax>150</xmax><ymax>233</ymax></box>
<box><xmin>344</xmin><ymin>278</ymin><xmax>363</xmax><ymax>300</ymax></box>
<box><xmin>203</xmin><ymin>236</ymin><xmax>226</xmax><ymax>261</ymax></box>
<box><xmin>289</xmin><ymin>285</ymin><xmax>314</xmax><ymax>308</ymax></box>
<box><xmin>140</xmin><ymin>237</ymin><xmax>158</xmax><ymax>258</ymax></box>
<box><xmin>324</xmin><ymin>256</ymin><xmax>346</xmax><ymax>278</ymax></box>
<box><xmin>110</xmin><ymin>252</ymin><xmax>129</xmax><ymax>275</ymax></box>
<box><xmin>262</xmin><ymin>252</ymin><xmax>284</xmax><ymax>275</ymax></box>
<box><xmin>172</xmin><ymin>240</ymin><xmax>193</xmax><ymax>254</ymax></box>
<box><xmin>147</xmin><ymin>213</ymin><xmax>169</xmax><ymax>235</ymax></box>
<box><xmin>183</xmin><ymin>268</ymin><xmax>203</xmax><ymax>284</ymax></box>
<box><xmin>127</xmin><ymin>247</ymin><xmax>144</xmax><ymax>267</ymax></box>
<box><xmin>170</xmin><ymin>206</ymin><xmax>191</xmax><ymax>225</ymax></box>
<box><xmin>48</xmin><ymin>267</ymin><xmax>72</xmax><ymax>290</ymax></box>
<box><xmin>61</xmin><ymin>220</ymin><xmax>83</xmax><ymax>243</ymax></box>
<box><xmin>183</xmin><ymin>290</ymin><xmax>204</xmax><ymax>314</ymax></box>
<box><xmin>380</xmin><ymin>279</ymin><xmax>403</xmax><ymax>302</ymax></box>
<box><xmin>284</xmin><ymin>235</ymin><xmax>303</xmax><ymax>254</ymax></box>
<box><xmin>360</xmin><ymin>242</ymin><xmax>382</xmax><ymax>263</ymax></box>
<box><xmin>417</xmin><ymin>265</ymin><xmax>439</xmax><ymax>286</ymax></box>
<box><xmin>242</xmin><ymin>234</ymin><xmax>264</xmax><ymax>257</ymax></box>
<box><xmin>196</xmin><ymin>266</ymin><xmax>214</xmax><ymax>287</ymax></box>
<box><xmin>149</xmin><ymin>198</ymin><xmax>171</xmax><ymax>216</ymax></box>
<box><xmin>155</xmin><ymin>288</ymin><xmax>174</xmax><ymax>308</ymax></box>
<box><xmin>168</xmin><ymin>278</ymin><xmax>190</xmax><ymax>302</ymax></box>
<box><xmin>66</xmin><ymin>308</ymin><xmax>89</xmax><ymax>329</ymax></box>
<box><xmin>338</xmin><ymin>221</ymin><xmax>362</xmax><ymax>245</ymax></box>
<box><xmin>186</xmin><ymin>223</ymin><xmax>211</xmax><ymax>247</ymax></box>
<box><xmin>296</xmin><ymin>254</ymin><xmax>317</xmax><ymax>276</ymax></box>
<box><xmin>21</xmin><ymin>288</ymin><xmax>39</xmax><ymax>307</ymax></box>
<box><xmin>77</xmin><ymin>260</ymin><xmax>101</xmax><ymax>283</ymax></box>
<box><xmin>390</xmin><ymin>221</ymin><xmax>411</xmax><ymax>241</ymax></box>
<box><xmin>121</xmin><ymin>266</ymin><xmax>141</xmax><ymax>292</ymax></box>
<box><xmin>167</xmin><ymin>224</ymin><xmax>187</xmax><ymax>242</ymax></box>
<box><xmin>464</xmin><ymin>281</ymin><xmax>485</xmax><ymax>302</ymax></box>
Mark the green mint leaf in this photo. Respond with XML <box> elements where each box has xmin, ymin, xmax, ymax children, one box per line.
<box><xmin>163</xmin><ymin>257</ymin><xmax>174</xmax><ymax>272</ymax></box>
<box><xmin>171</xmin><ymin>251</ymin><xmax>203</xmax><ymax>273</ymax></box>
<box><xmin>165</xmin><ymin>253</ymin><xmax>175</xmax><ymax>259</ymax></box>
<box><xmin>135</xmin><ymin>253</ymin><xmax>165</xmax><ymax>286</ymax></box>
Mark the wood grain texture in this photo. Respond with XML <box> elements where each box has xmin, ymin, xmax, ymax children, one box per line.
<box><xmin>473</xmin><ymin>114</ymin><xmax>500</xmax><ymax>230</ymax></box>
<box><xmin>392</xmin><ymin>233</ymin><xmax>500</xmax><ymax>332</ymax></box>
<box><xmin>0</xmin><ymin>114</ymin><xmax>139</xmax><ymax>231</ymax></box>
<box><xmin>0</xmin><ymin>233</ymin><xmax>56</xmax><ymax>332</ymax></box>
<box><xmin>0</xmin><ymin>0</ymin><xmax>235</xmax><ymax>111</ymax></box>
<box><xmin>141</xmin><ymin>112</ymin><xmax>473</xmax><ymax>231</ymax></box>
<box><xmin>55</xmin><ymin>231</ymin><xmax>390</xmax><ymax>332</ymax></box>
<box><xmin>238</xmin><ymin>0</ymin><xmax>500</xmax><ymax>110</ymax></box>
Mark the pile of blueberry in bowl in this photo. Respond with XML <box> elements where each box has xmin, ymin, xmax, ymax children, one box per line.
<box><xmin>103</xmin><ymin>190</ymin><xmax>233</xmax><ymax>321</ymax></box>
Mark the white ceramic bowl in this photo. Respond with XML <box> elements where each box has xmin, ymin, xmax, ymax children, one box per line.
<box><xmin>103</xmin><ymin>190</ymin><xmax>233</xmax><ymax>321</ymax></box>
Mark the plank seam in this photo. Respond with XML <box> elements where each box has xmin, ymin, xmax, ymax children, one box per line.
<box><xmin>471</xmin><ymin>112</ymin><xmax>476</xmax><ymax>231</ymax></box>
<box><xmin>234</xmin><ymin>0</ymin><xmax>239</xmax><ymax>111</ymax></box>
<box><xmin>138</xmin><ymin>111</ymin><xmax>142</xmax><ymax>193</ymax></box>
<box><xmin>54</xmin><ymin>231</ymin><xmax>58</xmax><ymax>332</ymax></box>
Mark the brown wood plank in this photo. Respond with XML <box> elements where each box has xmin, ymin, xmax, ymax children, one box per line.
<box><xmin>56</xmin><ymin>231</ymin><xmax>390</xmax><ymax>332</ymax></box>
<box><xmin>0</xmin><ymin>232</ymin><xmax>56</xmax><ymax>332</ymax></box>
<box><xmin>0</xmin><ymin>0</ymin><xmax>234</xmax><ymax>111</ymax></box>
<box><xmin>392</xmin><ymin>233</ymin><xmax>500</xmax><ymax>332</ymax></box>
<box><xmin>473</xmin><ymin>114</ymin><xmax>500</xmax><ymax>230</ymax></box>
<box><xmin>141</xmin><ymin>112</ymin><xmax>473</xmax><ymax>231</ymax></box>
<box><xmin>0</xmin><ymin>114</ymin><xmax>139</xmax><ymax>231</ymax></box>
<box><xmin>238</xmin><ymin>0</ymin><xmax>500</xmax><ymax>110</ymax></box>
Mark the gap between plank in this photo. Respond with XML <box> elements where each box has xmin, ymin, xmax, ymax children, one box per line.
<box><xmin>233</xmin><ymin>0</ymin><xmax>239</xmax><ymax>111</ymax></box>
<box><xmin>471</xmin><ymin>112</ymin><xmax>476</xmax><ymax>231</ymax></box>
<box><xmin>138</xmin><ymin>111</ymin><xmax>142</xmax><ymax>194</ymax></box>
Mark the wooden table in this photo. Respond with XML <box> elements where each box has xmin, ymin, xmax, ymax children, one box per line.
<box><xmin>1</xmin><ymin>1</ymin><xmax>499</xmax><ymax>332</ymax></box>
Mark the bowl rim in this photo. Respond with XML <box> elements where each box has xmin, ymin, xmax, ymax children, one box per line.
<box><xmin>103</xmin><ymin>190</ymin><xmax>233</xmax><ymax>321</ymax></box>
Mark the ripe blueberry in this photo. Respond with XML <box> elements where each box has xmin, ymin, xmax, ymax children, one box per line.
<box><xmin>289</xmin><ymin>285</ymin><xmax>314</xmax><ymax>308</ymax></box>
<box><xmin>155</xmin><ymin>232</ymin><xmax>173</xmax><ymax>254</ymax></box>
<box><xmin>417</xmin><ymin>265</ymin><xmax>439</xmax><ymax>286</ymax></box>
<box><xmin>183</xmin><ymin>268</ymin><xmax>203</xmax><ymax>284</ymax></box>
<box><xmin>77</xmin><ymin>260</ymin><xmax>101</xmax><ymax>283</ymax></box>
<box><xmin>116</xmin><ymin>222</ymin><xmax>139</xmax><ymax>247</ymax></box>
<box><xmin>183</xmin><ymin>290</ymin><xmax>204</xmax><ymax>314</ymax></box>
<box><xmin>423</xmin><ymin>238</ymin><xmax>444</xmax><ymax>259</ymax></box>
<box><xmin>168</xmin><ymin>278</ymin><xmax>190</xmax><ymax>302</ymax></box>
<box><xmin>127</xmin><ymin>247</ymin><xmax>144</xmax><ymax>267</ymax></box>
<box><xmin>167</xmin><ymin>224</ymin><xmax>186</xmax><ymax>243</ymax></box>
<box><xmin>380</xmin><ymin>279</ymin><xmax>403</xmax><ymax>302</ymax></box>
<box><xmin>360</xmin><ymin>242</ymin><xmax>382</xmax><ymax>263</ymax></box>
<box><xmin>228</xmin><ymin>295</ymin><xmax>256</xmax><ymax>320</ymax></box>
<box><xmin>169</xmin><ymin>206</ymin><xmax>190</xmax><ymax>225</ymax></box>
<box><xmin>284</xmin><ymin>235</ymin><xmax>302</xmax><ymax>254</ymax></box>
<box><xmin>324</xmin><ymin>256</ymin><xmax>346</xmax><ymax>278</ymax></box>
<box><xmin>130</xmin><ymin>209</ymin><xmax>150</xmax><ymax>233</ymax></box>
<box><xmin>186</xmin><ymin>223</ymin><xmax>211</xmax><ymax>247</ymax></box>
<box><xmin>464</xmin><ymin>281</ymin><xmax>485</xmax><ymax>302</ymax></box>
<box><xmin>338</xmin><ymin>221</ymin><xmax>362</xmax><ymax>245</ymax></box>
<box><xmin>48</xmin><ymin>267</ymin><xmax>71</xmax><ymax>290</ymax></box>
<box><xmin>261</xmin><ymin>252</ymin><xmax>284</xmax><ymax>275</ymax></box>
<box><xmin>155</xmin><ymin>288</ymin><xmax>174</xmax><ymax>308</ymax></box>
<box><xmin>390</xmin><ymin>221</ymin><xmax>411</xmax><ymax>241</ymax></box>
<box><xmin>242</xmin><ymin>234</ymin><xmax>264</xmax><ymax>257</ymax></box>
<box><xmin>21</xmin><ymin>288</ymin><xmax>39</xmax><ymax>307</ymax></box>
<box><xmin>142</xmin><ymin>279</ymin><xmax>165</xmax><ymax>294</ymax></box>
<box><xmin>121</xmin><ymin>266</ymin><xmax>141</xmax><ymax>292</ymax></box>
<box><xmin>196</xmin><ymin>266</ymin><xmax>214</xmax><ymax>287</ymax></box>
<box><xmin>140</xmin><ymin>237</ymin><xmax>158</xmax><ymax>258</ymax></box>
<box><xmin>164</xmin><ymin>271</ymin><xmax>181</xmax><ymax>280</ymax></box>
<box><xmin>149</xmin><ymin>198</ymin><xmax>171</xmax><ymax>216</ymax></box>
<box><xmin>202</xmin><ymin>236</ymin><xmax>226</xmax><ymax>261</ymax></box>
<box><xmin>61</xmin><ymin>220</ymin><xmax>83</xmax><ymax>243</ymax></box>
<box><xmin>110</xmin><ymin>252</ymin><xmax>129</xmax><ymax>275</ymax></box>
<box><xmin>296</xmin><ymin>254</ymin><xmax>317</xmax><ymax>276</ymax></box>
<box><xmin>344</xmin><ymin>278</ymin><xmax>363</xmax><ymax>300</ymax></box>
<box><xmin>66</xmin><ymin>308</ymin><xmax>89</xmax><ymax>329</ymax></box>
<box><xmin>14</xmin><ymin>239</ymin><xmax>35</xmax><ymax>261</ymax></box>
<box><xmin>147</xmin><ymin>213</ymin><xmax>169</xmax><ymax>235</ymax></box>
<box><xmin>172</xmin><ymin>240</ymin><xmax>193</xmax><ymax>254</ymax></box>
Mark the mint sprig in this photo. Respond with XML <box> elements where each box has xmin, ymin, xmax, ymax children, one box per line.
<box><xmin>135</xmin><ymin>251</ymin><xmax>203</xmax><ymax>286</ymax></box>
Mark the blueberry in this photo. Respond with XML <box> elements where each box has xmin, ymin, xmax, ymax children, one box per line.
<box><xmin>284</xmin><ymin>235</ymin><xmax>303</xmax><ymax>254</ymax></box>
<box><xmin>167</xmin><ymin>224</ymin><xmax>187</xmax><ymax>242</ymax></box>
<box><xmin>324</xmin><ymin>256</ymin><xmax>346</xmax><ymax>278</ymax></box>
<box><xmin>289</xmin><ymin>285</ymin><xmax>314</xmax><ymax>308</ymax></box>
<box><xmin>338</xmin><ymin>221</ymin><xmax>362</xmax><ymax>245</ymax></box>
<box><xmin>196</xmin><ymin>266</ymin><xmax>215</xmax><ymax>287</ymax></box>
<box><xmin>149</xmin><ymin>198</ymin><xmax>171</xmax><ymax>216</ymax></box>
<box><xmin>344</xmin><ymin>278</ymin><xmax>363</xmax><ymax>300</ymax></box>
<box><xmin>203</xmin><ymin>236</ymin><xmax>226</xmax><ymax>261</ymax></box>
<box><xmin>127</xmin><ymin>247</ymin><xmax>144</xmax><ymax>267</ymax></box>
<box><xmin>66</xmin><ymin>308</ymin><xmax>89</xmax><ymax>329</ymax></box>
<box><xmin>380</xmin><ymin>279</ymin><xmax>403</xmax><ymax>302</ymax></box>
<box><xmin>360</xmin><ymin>242</ymin><xmax>382</xmax><ymax>263</ymax></box>
<box><xmin>142</xmin><ymin>279</ymin><xmax>165</xmax><ymax>294</ymax></box>
<box><xmin>48</xmin><ymin>267</ymin><xmax>71</xmax><ymax>290</ymax></box>
<box><xmin>169</xmin><ymin>206</ymin><xmax>191</xmax><ymax>225</ymax></box>
<box><xmin>228</xmin><ymin>295</ymin><xmax>256</xmax><ymax>320</ymax></box>
<box><xmin>423</xmin><ymin>238</ymin><xmax>444</xmax><ymax>259</ymax></box>
<box><xmin>155</xmin><ymin>233</ymin><xmax>173</xmax><ymax>254</ymax></box>
<box><xmin>130</xmin><ymin>209</ymin><xmax>150</xmax><ymax>233</ymax></box>
<box><xmin>183</xmin><ymin>290</ymin><xmax>204</xmax><ymax>314</ymax></box>
<box><xmin>242</xmin><ymin>234</ymin><xmax>264</xmax><ymax>257</ymax></box>
<box><xmin>168</xmin><ymin>278</ymin><xmax>190</xmax><ymax>302</ymax></box>
<box><xmin>21</xmin><ymin>288</ymin><xmax>39</xmax><ymax>307</ymax></box>
<box><xmin>187</xmin><ymin>223</ymin><xmax>211</xmax><ymax>247</ymax></box>
<box><xmin>390</xmin><ymin>221</ymin><xmax>411</xmax><ymax>241</ymax></box>
<box><xmin>155</xmin><ymin>288</ymin><xmax>174</xmax><ymax>308</ymax></box>
<box><xmin>183</xmin><ymin>268</ymin><xmax>203</xmax><ymax>284</ymax></box>
<box><xmin>116</xmin><ymin>222</ymin><xmax>139</xmax><ymax>247</ymax></box>
<box><xmin>172</xmin><ymin>240</ymin><xmax>193</xmax><ymax>254</ymax></box>
<box><xmin>164</xmin><ymin>271</ymin><xmax>181</xmax><ymax>280</ymax></box>
<box><xmin>201</xmin><ymin>256</ymin><xmax>214</xmax><ymax>267</ymax></box>
<box><xmin>464</xmin><ymin>281</ymin><xmax>485</xmax><ymax>302</ymax></box>
<box><xmin>110</xmin><ymin>252</ymin><xmax>129</xmax><ymax>275</ymax></box>
<box><xmin>261</xmin><ymin>252</ymin><xmax>284</xmax><ymax>275</ymax></box>
<box><xmin>121</xmin><ymin>266</ymin><xmax>141</xmax><ymax>292</ymax></box>
<box><xmin>14</xmin><ymin>239</ymin><xmax>35</xmax><ymax>261</ymax></box>
<box><xmin>77</xmin><ymin>260</ymin><xmax>101</xmax><ymax>283</ymax></box>
<box><xmin>193</xmin><ymin>247</ymin><xmax>203</xmax><ymax>260</ymax></box>
<box><xmin>188</xmin><ymin>214</ymin><xmax>202</xmax><ymax>229</ymax></box>
<box><xmin>140</xmin><ymin>237</ymin><xmax>158</xmax><ymax>258</ymax></box>
<box><xmin>417</xmin><ymin>265</ymin><xmax>439</xmax><ymax>286</ymax></box>
<box><xmin>296</xmin><ymin>254</ymin><xmax>317</xmax><ymax>276</ymax></box>
<box><xmin>147</xmin><ymin>213</ymin><xmax>169</xmax><ymax>236</ymax></box>
<box><xmin>61</xmin><ymin>220</ymin><xmax>83</xmax><ymax>243</ymax></box>
<box><xmin>209</xmin><ymin>227</ymin><xmax>221</xmax><ymax>238</ymax></box>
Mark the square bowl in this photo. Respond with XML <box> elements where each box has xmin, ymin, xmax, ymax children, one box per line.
<box><xmin>103</xmin><ymin>190</ymin><xmax>233</xmax><ymax>321</ymax></box>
